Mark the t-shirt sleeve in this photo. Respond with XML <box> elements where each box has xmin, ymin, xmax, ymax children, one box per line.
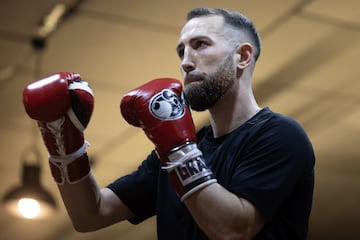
<box><xmin>229</xmin><ymin>116</ymin><xmax>314</xmax><ymax>222</ymax></box>
<box><xmin>106</xmin><ymin>150</ymin><xmax>160</xmax><ymax>224</ymax></box>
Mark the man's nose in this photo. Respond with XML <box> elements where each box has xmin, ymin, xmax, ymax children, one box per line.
<box><xmin>181</xmin><ymin>49</ymin><xmax>195</xmax><ymax>73</ymax></box>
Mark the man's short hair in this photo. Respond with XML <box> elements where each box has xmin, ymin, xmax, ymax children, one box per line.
<box><xmin>186</xmin><ymin>7</ymin><xmax>262</xmax><ymax>61</ymax></box>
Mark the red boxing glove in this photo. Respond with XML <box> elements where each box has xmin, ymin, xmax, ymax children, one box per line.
<box><xmin>120</xmin><ymin>78</ymin><xmax>216</xmax><ymax>200</ymax></box>
<box><xmin>23</xmin><ymin>72</ymin><xmax>94</xmax><ymax>185</ymax></box>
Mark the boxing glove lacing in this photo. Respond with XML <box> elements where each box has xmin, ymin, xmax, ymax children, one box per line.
<box><xmin>46</xmin><ymin>106</ymin><xmax>91</xmax><ymax>184</ymax></box>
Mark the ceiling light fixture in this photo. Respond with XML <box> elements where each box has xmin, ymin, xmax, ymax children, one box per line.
<box><xmin>2</xmin><ymin>145</ymin><xmax>57</xmax><ymax>219</ymax></box>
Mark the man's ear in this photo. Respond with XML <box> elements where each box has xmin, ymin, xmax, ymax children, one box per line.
<box><xmin>236</xmin><ymin>43</ymin><xmax>253</xmax><ymax>69</ymax></box>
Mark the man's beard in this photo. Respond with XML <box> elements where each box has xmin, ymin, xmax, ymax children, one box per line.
<box><xmin>184</xmin><ymin>54</ymin><xmax>236</xmax><ymax>111</ymax></box>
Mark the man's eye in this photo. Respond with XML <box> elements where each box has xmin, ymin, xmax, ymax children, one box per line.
<box><xmin>195</xmin><ymin>41</ymin><xmax>207</xmax><ymax>49</ymax></box>
<box><xmin>177</xmin><ymin>48</ymin><xmax>184</xmax><ymax>58</ymax></box>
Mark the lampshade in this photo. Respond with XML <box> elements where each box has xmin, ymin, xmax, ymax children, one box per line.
<box><xmin>2</xmin><ymin>162</ymin><xmax>57</xmax><ymax>219</ymax></box>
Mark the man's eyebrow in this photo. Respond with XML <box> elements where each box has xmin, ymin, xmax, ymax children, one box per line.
<box><xmin>176</xmin><ymin>35</ymin><xmax>210</xmax><ymax>52</ymax></box>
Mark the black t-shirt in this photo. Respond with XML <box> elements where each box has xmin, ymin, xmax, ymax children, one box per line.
<box><xmin>107</xmin><ymin>107</ymin><xmax>315</xmax><ymax>240</ymax></box>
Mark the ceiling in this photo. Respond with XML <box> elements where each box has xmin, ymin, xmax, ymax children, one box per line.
<box><xmin>0</xmin><ymin>0</ymin><xmax>359</xmax><ymax>239</ymax></box>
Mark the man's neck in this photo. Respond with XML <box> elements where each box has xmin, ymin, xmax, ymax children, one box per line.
<box><xmin>208</xmin><ymin>87</ymin><xmax>260</xmax><ymax>138</ymax></box>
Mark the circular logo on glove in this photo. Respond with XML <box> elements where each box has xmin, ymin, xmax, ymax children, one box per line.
<box><xmin>149</xmin><ymin>89</ymin><xmax>185</xmax><ymax>120</ymax></box>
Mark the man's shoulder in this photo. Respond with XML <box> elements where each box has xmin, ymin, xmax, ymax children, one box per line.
<box><xmin>257</xmin><ymin>107</ymin><xmax>306</xmax><ymax>132</ymax></box>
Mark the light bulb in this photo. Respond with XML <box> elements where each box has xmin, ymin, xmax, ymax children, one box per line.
<box><xmin>18</xmin><ymin>198</ymin><xmax>40</xmax><ymax>219</ymax></box>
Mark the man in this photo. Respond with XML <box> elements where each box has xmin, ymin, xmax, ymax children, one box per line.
<box><xmin>23</xmin><ymin>7</ymin><xmax>315</xmax><ymax>240</ymax></box>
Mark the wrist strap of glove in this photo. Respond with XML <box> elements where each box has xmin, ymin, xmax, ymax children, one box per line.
<box><xmin>163</xmin><ymin>143</ymin><xmax>217</xmax><ymax>201</ymax></box>
<box><xmin>49</xmin><ymin>141</ymin><xmax>91</xmax><ymax>185</ymax></box>
<box><xmin>162</xmin><ymin>144</ymin><xmax>203</xmax><ymax>171</ymax></box>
